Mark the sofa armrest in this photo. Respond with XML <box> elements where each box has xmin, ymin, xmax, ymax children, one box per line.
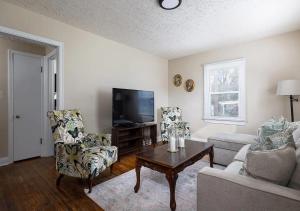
<box><xmin>197</xmin><ymin>167</ymin><xmax>300</xmax><ymax>211</ymax></box>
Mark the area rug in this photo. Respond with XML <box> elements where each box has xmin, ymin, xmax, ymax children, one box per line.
<box><xmin>85</xmin><ymin>160</ymin><xmax>224</xmax><ymax>211</ymax></box>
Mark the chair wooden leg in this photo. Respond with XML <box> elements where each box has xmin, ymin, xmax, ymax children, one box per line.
<box><xmin>56</xmin><ymin>174</ymin><xmax>64</xmax><ymax>186</ymax></box>
<box><xmin>88</xmin><ymin>174</ymin><xmax>93</xmax><ymax>193</ymax></box>
<box><xmin>110</xmin><ymin>165</ymin><xmax>113</xmax><ymax>175</ymax></box>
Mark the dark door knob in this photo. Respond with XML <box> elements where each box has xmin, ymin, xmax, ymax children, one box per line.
<box><xmin>15</xmin><ymin>115</ymin><xmax>20</xmax><ymax>119</ymax></box>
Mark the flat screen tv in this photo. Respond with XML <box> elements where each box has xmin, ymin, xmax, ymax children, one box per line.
<box><xmin>112</xmin><ymin>88</ymin><xmax>154</xmax><ymax>127</ymax></box>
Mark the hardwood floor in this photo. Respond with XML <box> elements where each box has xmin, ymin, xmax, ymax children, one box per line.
<box><xmin>0</xmin><ymin>154</ymin><xmax>136</xmax><ymax>211</ymax></box>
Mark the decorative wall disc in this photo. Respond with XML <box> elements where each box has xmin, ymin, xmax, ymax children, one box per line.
<box><xmin>185</xmin><ymin>79</ymin><xmax>195</xmax><ymax>92</ymax></box>
<box><xmin>173</xmin><ymin>74</ymin><xmax>182</xmax><ymax>87</ymax></box>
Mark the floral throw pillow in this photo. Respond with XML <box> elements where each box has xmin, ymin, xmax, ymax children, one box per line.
<box><xmin>249</xmin><ymin>137</ymin><xmax>273</xmax><ymax>151</ymax></box>
<box><xmin>250</xmin><ymin>129</ymin><xmax>295</xmax><ymax>151</ymax></box>
<box><xmin>258</xmin><ymin>116</ymin><xmax>289</xmax><ymax>142</ymax></box>
<box><xmin>267</xmin><ymin>129</ymin><xmax>296</xmax><ymax>149</ymax></box>
<box><xmin>255</xmin><ymin>117</ymin><xmax>299</xmax><ymax>149</ymax></box>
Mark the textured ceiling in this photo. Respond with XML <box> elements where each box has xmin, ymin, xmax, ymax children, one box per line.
<box><xmin>4</xmin><ymin>0</ymin><xmax>300</xmax><ymax>59</ymax></box>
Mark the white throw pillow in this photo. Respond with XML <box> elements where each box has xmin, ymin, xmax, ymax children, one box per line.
<box><xmin>243</xmin><ymin>144</ymin><xmax>296</xmax><ymax>186</ymax></box>
<box><xmin>293</xmin><ymin>127</ymin><xmax>300</xmax><ymax>147</ymax></box>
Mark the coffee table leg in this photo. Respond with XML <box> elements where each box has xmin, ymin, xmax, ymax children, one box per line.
<box><xmin>209</xmin><ymin>147</ymin><xmax>214</xmax><ymax>168</ymax></box>
<box><xmin>166</xmin><ymin>171</ymin><xmax>178</xmax><ymax>211</ymax></box>
<box><xmin>134</xmin><ymin>160</ymin><xmax>141</xmax><ymax>193</ymax></box>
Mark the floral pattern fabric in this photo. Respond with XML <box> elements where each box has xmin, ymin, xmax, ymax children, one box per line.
<box><xmin>160</xmin><ymin>107</ymin><xmax>191</xmax><ymax>142</ymax></box>
<box><xmin>48</xmin><ymin>109</ymin><xmax>85</xmax><ymax>143</ymax></box>
<box><xmin>257</xmin><ymin>116</ymin><xmax>289</xmax><ymax>142</ymax></box>
<box><xmin>82</xmin><ymin>133</ymin><xmax>112</xmax><ymax>147</ymax></box>
<box><xmin>48</xmin><ymin>109</ymin><xmax>117</xmax><ymax>178</ymax></box>
<box><xmin>267</xmin><ymin>128</ymin><xmax>296</xmax><ymax>149</ymax></box>
<box><xmin>252</xmin><ymin>118</ymin><xmax>299</xmax><ymax>151</ymax></box>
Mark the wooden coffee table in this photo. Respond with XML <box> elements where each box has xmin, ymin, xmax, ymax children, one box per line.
<box><xmin>134</xmin><ymin>140</ymin><xmax>214</xmax><ymax>211</ymax></box>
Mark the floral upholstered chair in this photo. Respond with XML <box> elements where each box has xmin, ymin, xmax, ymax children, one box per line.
<box><xmin>48</xmin><ymin>109</ymin><xmax>118</xmax><ymax>193</ymax></box>
<box><xmin>160</xmin><ymin>107</ymin><xmax>191</xmax><ymax>142</ymax></box>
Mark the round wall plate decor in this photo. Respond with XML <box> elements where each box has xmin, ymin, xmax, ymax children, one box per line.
<box><xmin>185</xmin><ymin>79</ymin><xmax>195</xmax><ymax>92</ymax></box>
<box><xmin>173</xmin><ymin>74</ymin><xmax>182</xmax><ymax>87</ymax></box>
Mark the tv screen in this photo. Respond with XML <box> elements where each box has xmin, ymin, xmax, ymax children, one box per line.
<box><xmin>112</xmin><ymin>88</ymin><xmax>154</xmax><ymax>126</ymax></box>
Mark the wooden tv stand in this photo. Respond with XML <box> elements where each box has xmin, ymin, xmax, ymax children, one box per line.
<box><xmin>112</xmin><ymin>123</ymin><xmax>157</xmax><ymax>158</ymax></box>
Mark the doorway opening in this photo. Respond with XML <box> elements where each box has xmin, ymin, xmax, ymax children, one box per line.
<box><xmin>0</xmin><ymin>26</ymin><xmax>64</xmax><ymax>165</ymax></box>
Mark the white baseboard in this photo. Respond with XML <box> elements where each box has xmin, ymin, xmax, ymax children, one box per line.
<box><xmin>41</xmin><ymin>151</ymin><xmax>54</xmax><ymax>157</ymax></box>
<box><xmin>0</xmin><ymin>157</ymin><xmax>12</xmax><ymax>167</ymax></box>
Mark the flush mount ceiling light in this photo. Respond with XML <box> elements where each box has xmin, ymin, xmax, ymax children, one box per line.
<box><xmin>159</xmin><ymin>0</ymin><xmax>182</xmax><ymax>10</ymax></box>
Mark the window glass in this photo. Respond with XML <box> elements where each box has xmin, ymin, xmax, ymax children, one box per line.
<box><xmin>204</xmin><ymin>59</ymin><xmax>246</xmax><ymax>124</ymax></box>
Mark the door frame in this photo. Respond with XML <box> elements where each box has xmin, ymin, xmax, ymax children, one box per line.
<box><xmin>0</xmin><ymin>25</ymin><xmax>64</xmax><ymax>165</ymax></box>
<box><xmin>9</xmin><ymin>50</ymin><xmax>44</xmax><ymax>161</ymax></box>
<box><xmin>43</xmin><ymin>49</ymin><xmax>58</xmax><ymax>156</ymax></box>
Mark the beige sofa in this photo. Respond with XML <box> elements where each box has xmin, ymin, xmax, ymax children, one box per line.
<box><xmin>207</xmin><ymin>133</ymin><xmax>257</xmax><ymax>166</ymax></box>
<box><xmin>198</xmin><ymin>134</ymin><xmax>300</xmax><ymax>211</ymax></box>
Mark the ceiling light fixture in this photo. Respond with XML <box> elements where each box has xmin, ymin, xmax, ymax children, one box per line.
<box><xmin>159</xmin><ymin>0</ymin><xmax>182</xmax><ymax>10</ymax></box>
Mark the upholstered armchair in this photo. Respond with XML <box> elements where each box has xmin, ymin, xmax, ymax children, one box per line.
<box><xmin>160</xmin><ymin>107</ymin><xmax>191</xmax><ymax>142</ymax></box>
<box><xmin>48</xmin><ymin>109</ymin><xmax>118</xmax><ymax>193</ymax></box>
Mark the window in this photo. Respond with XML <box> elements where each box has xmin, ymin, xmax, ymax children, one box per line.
<box><xmin>203</xmin><ymin>58</ymin><xmax>246</xmax><ymax>124</ymax></box>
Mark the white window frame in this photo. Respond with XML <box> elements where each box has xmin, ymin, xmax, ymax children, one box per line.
<box><xmin>203</xmin><ymin>58</ymin><xmax>246</xmax><ymax>125</ymax></box>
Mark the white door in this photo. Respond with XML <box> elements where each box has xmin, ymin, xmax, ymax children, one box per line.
<box><xmin>12</xmin><ymin>51</ymin><xmax>43</xmax><ymax>161</ymax></box>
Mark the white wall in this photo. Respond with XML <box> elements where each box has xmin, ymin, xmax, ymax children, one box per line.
<box><xmin>1</xmin><ymin>0</ymin><xmax>299</xmax><ymax>157</ymax></box>
<box><xmin>0</xmin><ymin>0</ymin><xmax>168</xmax><ymax>158</ymax></box>
<box><xmin>169</xmin><ymin>30</ymin><xmax>300</xmax><ymax>139</ymax></box>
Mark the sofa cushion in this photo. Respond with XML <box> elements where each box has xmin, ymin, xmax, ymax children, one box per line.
<box><xmin>241</xmin><ymin>144</ymin><xmax>296</xmax><ymax>186</ymax></box>
<box><xmin>288</xmin><ymin>147</ymin><xmax>300</xmax><ymax>189</ymax></box>
<box><xmin>234</xmin><ymin>144</ymin><xmax>251</xmax><ymax>162</ymax></box>
<box><xmin>224</xmin><ymin>161</ymin><xmax>244</xmax><ymax>174</ymax></box>
<box><xmin>213</xmin><ymin>148</ymin><xmax>237</xmax><ymax>166</ymax></box>
<box><xmin>208</xmin><ymin>133</ymin><xmax>257</xmax><ymax>151</ymax></box>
